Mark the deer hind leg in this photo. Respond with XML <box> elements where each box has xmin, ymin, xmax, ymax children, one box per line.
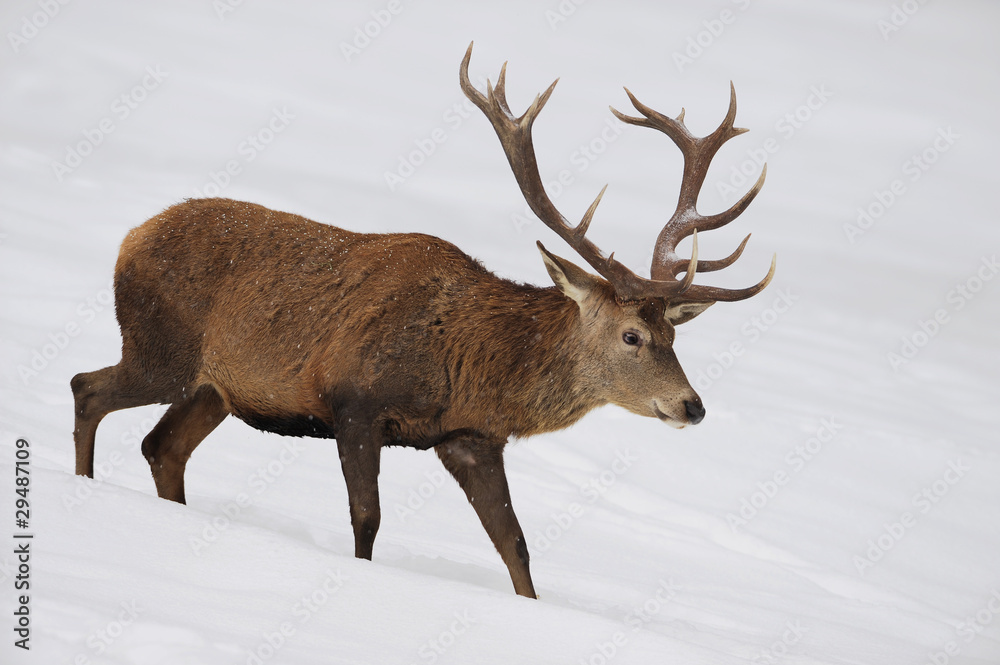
<box><xmin>336</xmin><ymin>427</ymin><xmax>382</xmax><ymax>560</ymax></box>
<box><xmin>141</xmin><ymin>384</ymin><xmax>228</xmax><ymax>504</ymax></box>
<box><xmin>436</xmin><ymin>438</ymin><xmax>537</xmax><ymax>599</ymax></box>
<box><xmin>72</xmin><ymin>365</ymin><xmax>166</xmax><ymax>478</ymax></box>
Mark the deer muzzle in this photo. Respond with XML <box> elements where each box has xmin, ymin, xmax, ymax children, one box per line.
<box><xmin>652</xmin><ymin>394</ymin><xmax>705</xmax><ymax>428</ymax></box>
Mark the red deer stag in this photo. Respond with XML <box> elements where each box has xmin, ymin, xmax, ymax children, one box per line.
<box><xmin>72</xmin><ymin>43</ymin><xmax>774</xmax><ymax>598</ymax></box>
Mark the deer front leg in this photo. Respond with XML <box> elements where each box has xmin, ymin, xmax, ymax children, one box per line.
<box><xmin>436</xmin><ymin>437</ymin><xmax>536</xmax><ymax>599</ymax></box>
<box><xmin>336</xmin><ymin>428</ymin><xmax>382</xmax><ymax>560</ymax></box>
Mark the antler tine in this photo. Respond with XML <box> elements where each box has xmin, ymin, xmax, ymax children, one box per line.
<box><xmin>577</xmin><ymin>184</ymin><xmax>608</xmax><ymax>239</ymax></box>
<box><xmin>676</xmin><ymin>230</ymin><xmax>699</xmax><ymax>293</ymax></box>
<box><xmin>460</xmin><ymin>42</ymin><xmax>485</xmax><ymax>105</ymax></box>
<box><xmin>722</xmin><ymin>81</ymin><xmax>750</xmax><ymax>138</ymax></box>
<box><xmin>493</xmin><ymin>61</ymin><xmax>511</xmax><ymax>114</ymax></box>
<box><xmin>697</xmin><ymin>163</ymin><xmax>766</xmax><ymax>233</ymax></box>
<box><xmin>460</xmin><ymin>42</ymin><xmax>661</xmax><ymax>298</ymax></box>
<box><xmin>610</xmin><ymin>87</ymin><xmax>693</xmax><ymax>148</ymax></box>
<box><xmin>682</xmin><ymin>253</ymin><xmax>776</xmax><ymax>303</ymax></box>
<box><xmin>683</xmin><ymin>233</ymin><xmax>750</xmax><ymax>275</ymax></box>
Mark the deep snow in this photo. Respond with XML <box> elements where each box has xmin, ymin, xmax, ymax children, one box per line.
<box><xmin>1</xmin><ymin>1</ymin><xmax>999</xmax><ymax>663</ymax></box>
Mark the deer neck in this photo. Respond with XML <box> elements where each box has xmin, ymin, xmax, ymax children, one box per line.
<box><xmin>466</xmin><ymin>283</ymin><xmax>605</xmax><ymax>438</ymax></box>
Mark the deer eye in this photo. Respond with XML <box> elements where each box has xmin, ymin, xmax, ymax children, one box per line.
<box><xmin>622</xmin><ymin>331</ymin><xmax>641</xmax><ymax>346</ymax></box>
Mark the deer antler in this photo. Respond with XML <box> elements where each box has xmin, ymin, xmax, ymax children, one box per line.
<box><xmin>460</xmin><ymin>42</ymin><xmax>774</xmax><ymax>303</ymax></box>
<box><xmin>610</xmin><ymin>85</ymin><xmax>775</xmax><ymax>302</ymax></box>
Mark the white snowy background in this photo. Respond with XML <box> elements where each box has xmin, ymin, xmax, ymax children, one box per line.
<box><xmin>1</xmin><ymin>1</ymin><xmax>999</xmax><ymax>663</ymax></box>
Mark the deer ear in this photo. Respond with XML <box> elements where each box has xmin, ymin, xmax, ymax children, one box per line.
<box><xmin>664</xmin><ymin>301</ymin><xmax>714</xmax><ymax>325</ymax></box>
<box><xmin>537</xmin><ymin>241</ymin><xmax>602</xmax><ymax>306</ymax></box>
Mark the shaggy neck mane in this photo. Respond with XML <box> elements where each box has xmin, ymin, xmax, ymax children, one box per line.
<box><xmin>445</xmin><ymin>277</ymin><xmax>603</xmax><ymax>438</ymax></box>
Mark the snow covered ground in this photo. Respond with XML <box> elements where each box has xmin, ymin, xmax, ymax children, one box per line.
<box><xmin>1</xmin><ymin>1</ymin><xmax>999</xmax><ymax>663</ymax></box>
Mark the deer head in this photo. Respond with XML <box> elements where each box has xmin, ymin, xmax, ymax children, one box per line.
<box><xmin>460</xmin><ymin>43</ymin><xmax>775</xmax><ymax>427</ymax></box>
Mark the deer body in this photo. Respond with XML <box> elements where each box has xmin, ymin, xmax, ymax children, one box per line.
<box><xmin>115</xmin><ymin>197</ymin><xmax>600</xmax><ymax>445</ymax></box>
<box><xmin>73</xmin><ymin>44</ymin><xmax>774</xmax><ymax>598</ymax></box>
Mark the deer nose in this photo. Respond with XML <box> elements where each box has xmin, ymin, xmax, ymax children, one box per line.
<box><xmin>684</xmin><ymin>399</ymin><xmax>705</xmax><ymax>425</ymax></box>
